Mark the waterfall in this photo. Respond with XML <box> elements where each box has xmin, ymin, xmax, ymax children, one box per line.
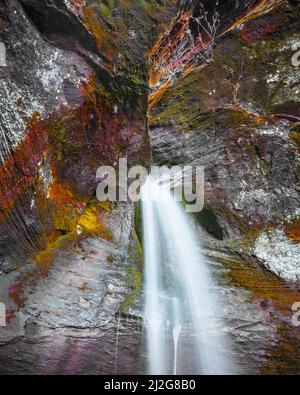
<box><xmin>141</xmin><ymin>176</ymin><xmax>234</xmax><ymax>375</ymax></box>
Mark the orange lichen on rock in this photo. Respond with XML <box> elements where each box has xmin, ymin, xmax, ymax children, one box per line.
<box><xmin>0</xmin><ymin>112</ymin><xmax>48</xmax><ymax>221</ymax></box>
<box><xmin>224</xmin><ymin>0</ymin><xmax>284</xmax><ymax>34</ymax></box>
<box><xmin>284</xmin><ymin>218</ymin><xmax>300</xmax><ymax>243</ymax></box>
<box><xmin>79</xmin><ymin>282</ymin><xmax>92</xmax><ymax>292</ymax></box>
<box><xmin>0</xmin><ymin>63</ymin><xmax>141</xmax><ymax>268</ymax></box>
<box><xmin>47</xmin><ymin>169</ymin><xmax>87</xmax><ymax>235</ymax></box>
<box><xmin>34</xmin><ymin>248</ymin><xmax>56</xmax><ymax>277</ymax></box>
<box><xmin>7</xmin><ymin>229</ymin><xmax>81</xmax><ymax>319</ymax></box>
<box><xmin>222</xmin><ymin>226</ymin><xmax>300</xmax><ymax>309</ymax></box>
<box><xmin>149</xmin><ymin>9</ymin><xmax>192</xmax><ymax>86</ymax></box>
<box><xmin>148</xmin><ymin>0</ymin><xmax>284</xmax><ymax>108</ymax></box>
<box><xmin>8</xmin><ymin>265</ymin><xmax>40</xmax><ymax>309</ymax></box>
<box><xmin>226</xmin><ymin>260</ymin><xmax>300</xmax><ymax>309</ymax></box>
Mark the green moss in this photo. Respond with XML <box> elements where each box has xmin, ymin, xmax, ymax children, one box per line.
<box><xmin>119</xmin><ymin>267</ymin><xmax>143</xmax><ymax>313</ymax></box>
<box><xmin>119</xmin><ymin>204</ymin><xmax>144</xmax><ymax>313</ymax></box>
<box><xmin>134</xmin><ymin>200</ymin><xmax>143</xmax><ymax>252</ymax></box>
<box><xmin>96</xmin><ymin>0</ymin><xmax>113</xmax><ymax>18</ymax></box>
<box><xmin>150</xmin><ymin>69</ymin><xmax>217</xmax><ymax>134</ymax></box>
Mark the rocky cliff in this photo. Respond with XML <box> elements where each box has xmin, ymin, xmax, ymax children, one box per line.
<box><xmin>150</xmin><ymin>0</ymin><xmax>300</xmax><ymax>374</ymax></box>
<box><xmin>0</xmin><ymin>0</ymin><xmax>299</xmax><ymax>375</ymax></box>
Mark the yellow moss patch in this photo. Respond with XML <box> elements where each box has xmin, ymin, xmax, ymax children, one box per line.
<box><xmin>34</xmin><ymin>231</ymin><xmax>78</xmax><ymax>276</ymax></box>
<box><xmin>78</xmin><ymin>204</ymin><xmax>100</xmax><ymax>231</ymax></box>
<box><xmin>77</xmin><ymin>201</ymin><xmax>113</xmax><ymax>240</ymax></box>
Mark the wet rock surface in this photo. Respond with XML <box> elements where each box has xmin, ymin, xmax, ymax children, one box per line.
<box><xmin>150</xmin><ymin>1</ymin><xmax>300</xmax><ymax>275</ymax></box>
<box><xmin>149</xmin><ymin>0</ymin><xmax>300</xmax><ymax>374</ymax></box>
<box><xmin>0</xmin><ymin>0</ymin><xmax>177</xmax><ymax>272</ymax></box>
<box><xmin>0</xmin><ymin>0</ymin><xmax>170</xmax><ymax>374</ymax></box>
<box><xmin>0</xmin><ymin>203</ymin><xmax>146</xmax><ymax>374</ymax></box>
<box><xmin>0</xmin><ymin>0</ymin><xmax>299</xmax><ymax>375</ymax></box>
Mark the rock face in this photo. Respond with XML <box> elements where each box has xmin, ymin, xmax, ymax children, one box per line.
<box><xmin>149</xmin><ymin>0</ymin><xmax>300</xmax><ymax>374</ymax></box>
<box><xmin>150</xmin><ymin>0</ymin><xmax>300</xmax><ymax>279</ymax></box>
<box><xmin>0</xmin><ymin>0</ymin><xmax>177</xmax><ymax>272</ymax></box>
<box><xmin>0</xmin><ymin>0</ymin><xmax>300</xmax><ymax>375</ymax></box>
<box><xmin>0</xmin><ymin>203</ymin><xmax>146</xmax><ymax>374</ymax></box>
<box><xmin>0</xmin><ymin>0</ymin><xmax>174</xmax><ymax>374</ymax></box>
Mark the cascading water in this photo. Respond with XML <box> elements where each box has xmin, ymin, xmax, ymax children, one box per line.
<box><xmin>141</xmin><ymin>176</ymin><xmax>234</xmax><ymax>375</ymax></box>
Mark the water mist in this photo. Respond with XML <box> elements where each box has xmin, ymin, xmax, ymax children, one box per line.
<box><xmin>141</xmin><ymin>176</ymin><xmax>234</xmax><ymax>375</ymax></box>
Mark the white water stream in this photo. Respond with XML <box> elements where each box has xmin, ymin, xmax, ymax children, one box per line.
<box><xmin>141</xmin><ymin>177</ymin><xmax>234</xmax><ymax>375</ymax></box>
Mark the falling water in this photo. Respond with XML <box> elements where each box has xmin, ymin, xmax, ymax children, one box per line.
<box><xmin>114</xmin><ymin>313</ymin><xmax>121</xmax><ymax>375</ymax></box>
<box><xmin>141</xmin><ymin>176</ymin><xmax>234</xmax><ymax>375</ymax></box>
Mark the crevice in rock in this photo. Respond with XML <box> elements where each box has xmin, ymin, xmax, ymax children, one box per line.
<box><xmin>194</xmin><ymin>207</ymin><xmax>224</xmax><ymax>240</ymax></box>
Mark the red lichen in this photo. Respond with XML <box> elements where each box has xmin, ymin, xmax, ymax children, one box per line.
<box><xmin>149</xmin><ymin>0</ymin><xmax>284</xmax><ymax>107</ymax></box>
<box><xmin>0</xmin><ymin>112</ymin><xmax>48</xmax><ymax>221</ymax></box>
<box><xmin>239</xmin><ymin>12</ymin><xmax>287</xmax><ymax>43</ymax></box>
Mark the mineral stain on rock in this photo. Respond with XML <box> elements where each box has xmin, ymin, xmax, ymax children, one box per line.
<box><xmin>0</xmin><ymin>0</ymin><xmax>299</xmax><ymax>375</ymax></box>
